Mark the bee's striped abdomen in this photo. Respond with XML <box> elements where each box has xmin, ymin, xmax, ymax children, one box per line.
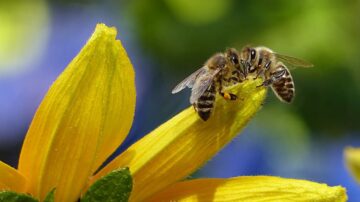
<box><xmin>271</xmin><ymin>68</ymin><xmax>295</xmax><ymax>103</ymax></box>
<box><xmin>194</xmin><ymin>84</ymin><xmax>216</xmax><ymax>121</ymax></box>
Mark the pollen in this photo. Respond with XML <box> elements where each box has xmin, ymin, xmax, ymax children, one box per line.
<box><xmin>223</xmin><ymin>92</ymin><xmax>232</xmax><ymax>100</ymax></box>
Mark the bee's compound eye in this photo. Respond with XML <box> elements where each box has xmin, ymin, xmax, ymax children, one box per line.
<box><xmin>248</xmin><ymin>65</ymin><xmax>256</xmax><ymax>73</ymax></box>
<box><xmin>231</xmin><ymin>56</ymin><xmax>239</xmax><ymax>64</ymax></box>
<box><xmin>250</xmin><ymin>49</ymin><xmax>256</xmax><ymax>60</ymax></box>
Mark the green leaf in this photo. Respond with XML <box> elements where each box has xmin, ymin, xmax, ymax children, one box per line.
<box><xmin>43</xmin><ymin>189</ymin><xmax>55</xmax><ymax>202</ymax></box>
<box><xmin>0</xmin><ymin>191</ymin><xmax>38</xmax><ymax>202</ymax></box>
<box><xmin>81</xmin><ymin>167</ymin><xmax>132</xmax><ymax>202</ymax></box>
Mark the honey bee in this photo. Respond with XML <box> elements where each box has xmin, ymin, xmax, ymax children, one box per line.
<box><xmin>240</xmin><ymin>46</ymin><xmax>313</xmax><ymax>103</ymax></box>
<box><xmin>172</xmin><ymin>48</ymin><xmax>245</xmax><ymax>121</ymax></box>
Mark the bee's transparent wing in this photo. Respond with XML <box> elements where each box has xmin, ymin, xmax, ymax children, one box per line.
<box><xmin>172</xmin><ymin>67</ymin><xmax>207</xmax><ymax>94</ymax></box>
<box><xmin>189</xmin><ymin>68</ymin><xmax>220</xmax><ymax>104</ymax></box>
<box><xmin>274</xmin><ymin>53</ymin><xmax>314</xmax><ymax>69</ymax></box>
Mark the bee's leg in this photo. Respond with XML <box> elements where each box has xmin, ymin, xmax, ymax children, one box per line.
<box><xmin>234</xmin><ymin>64</ymin><xmax>247</xmax><ymax>82</ymax></box>
<box><xmin>218</xmin><ymin>82</ymin><xmax>237</xmax><ymax>100</ymax></box>
<box><xmin>220</xmin><ymin>92</ymin><xmax>237</xmax><ymax>100</ymax></box>
<box><xmin>192</xmin><ymin>103</ymin><xmax>197</xmax><ymax>111</ymax></box>
<box><xmin>239</xmin><ymin>60</ymin><xmax>248</xmax><ymax>79</ymax></box>
<box><xmin>254</xmin><ymin>61</ymin><xmax>271</xmax><ymax>80</ymax></box>
<box><xmin>223</xmin><ymin>77</ymin><xmax>233</xmax><ymax>84</ymax></box>
<box><xmin>237</xmin><ymin>67</ymin><xmax>247</xmax><ymax>81</ymax></box>
<box><xmin>254</xmin><ymin>68</ymin><xmax>264</xmax><ymax>80</ymax></box>
<box><xmin>257</xmin><ymin>78</ymin><xmax>274</xmax><ymax>87</ymax></box>
<box><xmin>230</xmin><ymin>71</ymin><xmax>241</xmax><ymax>84</ymax></box>
<box><xmin>257</xmin><ymin>66</ymin><xmax>286</xmax><ymax>88</ymax></box>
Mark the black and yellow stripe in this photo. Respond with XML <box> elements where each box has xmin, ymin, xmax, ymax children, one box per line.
<box><xmin>272</xmin><ymin>68</ymin><xmax>295</xmax><ymax>103</ymax></box>
<box><xmin>194</xmin><ymin>84</ymin><xmax>216</xmax><ymax>121</ymax></box>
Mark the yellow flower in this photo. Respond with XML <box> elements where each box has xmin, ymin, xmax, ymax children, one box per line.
<box><xmin>148</xmin><ymin>176</ymin><xmax>346</xmax><ymax>202</ymax></box>
<box><xmin>344</xmin><ymin>147</ymin><xmax>360</xmax><ymax>183</ymax></box>
<box><xmin>0</xmin><ymin>23</ymin><xmax>347</xmax><ymax>202</ymax></box>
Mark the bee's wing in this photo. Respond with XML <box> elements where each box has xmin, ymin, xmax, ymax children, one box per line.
<box><xmin>189</xmin><ymin>68</ymin><xmax>221</xmax><ymax>104</ymax></box>
<box><xmin>274</xmin><ymin>53</ymin><xmax>314</xmax><ymax>69</ymax></box>
<box><xmin>171</xmin><ymin>67</ymin><xmax>207</xmax><ymax>94</ymax></box>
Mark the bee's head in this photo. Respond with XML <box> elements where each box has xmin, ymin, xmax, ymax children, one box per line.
<box><xmin>240</xmin><ymin>46</ymin><xmax>256</xmax><ymax>64</ymax></box>
<box><xmin>240</xmin><ymin>46</ymin><xmax>257</xmax><ymax>75</ymax></box>
<box><xmin>225</xmin><ymin>48</ymin><xmax>240</xmax><ymax>66</ymax></box>
<box><xmin>208</xmin><ymin>54</ymin><xmax>227</xmax><ymax>70</ymax></box>
<box><xmin>226</xmin><ymin>48</ymin><xmax>247</xmax><ymax>79</ymax></box>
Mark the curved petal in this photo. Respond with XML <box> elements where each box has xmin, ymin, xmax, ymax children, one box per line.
<box><xmin>147</xmin><ymin>176</ymin><xmax>347</xmax><ymax>202</ymax></box>
<box><xmin>92</xmin><ymin>79</ymin><xmax>267</xmax><ymax>201</ymax></box>
<box><xmin>18</xmin><ymin>23</ymin><xmax>135</xmax><ymax>202</ymax></box>
<box><xmin>344</xmin><ymin>147</ymin><xmax>360</xmax><ymax>183</ymax></box>
<box><xmin>0</xmin><ymin>161</ymin><xmax>27</xmax><ymax>193</ymax></box>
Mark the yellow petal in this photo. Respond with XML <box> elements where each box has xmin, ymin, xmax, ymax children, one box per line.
<box><xmin>148</xmin><ymin>176</ymin><xmax>347</xmax><ymax>202</ymax></box>
<box><xmin>344</xmin><ymin>147</ymin><xmax>360</xmax><ymax>183</ymax></box>
<box><xmin>18</xmin><ymin>23</ymin><xmax>135</xmax><ymax>202</ymax></box>
<box><xmin>0</xmin><ymin>161</ymin><xmax>27</xmax><ymax>193</ymax></box>
<box><xmin>92</xmin><ymin>78</ymin><xmax>267</xmax><ymax>201</ymax></box>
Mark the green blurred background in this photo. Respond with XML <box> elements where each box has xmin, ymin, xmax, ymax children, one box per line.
<box><xmin>0</xmin><ymin>0</ymin><xmax>359</xmax><ymax>200</ymax></box>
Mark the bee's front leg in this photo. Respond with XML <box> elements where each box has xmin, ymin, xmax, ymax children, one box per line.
<box><xmin>254</xmin><ymin>60</ymin><xmax>271</xmax><ymax>80</ymax></box>
<box><xmin>254</xmin><ymin>68</ymin><xmax>264</xmax><ymax>80</ymax></box>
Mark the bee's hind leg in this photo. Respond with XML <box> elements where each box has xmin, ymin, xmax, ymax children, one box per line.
<box><xmin>220</xmin><ymin>92</ymin><xmax>237</xmax><ymax>100</ymax></box>
<box><xmin>218</xmin><ymin>83</ymin><xmax>237</xmax><ymax>100</ymax></box>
